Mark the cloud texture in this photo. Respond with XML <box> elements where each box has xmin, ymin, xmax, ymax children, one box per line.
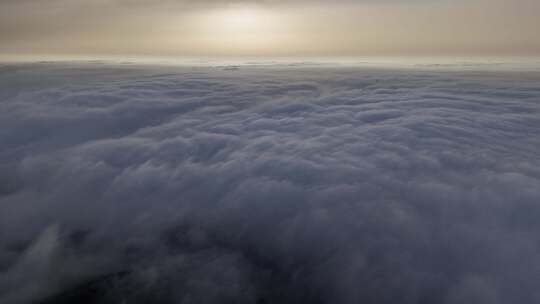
<box><xmin>1</xmin><ymin>63</ymin><xmax>540</xmax><ymax>303</ymax></box>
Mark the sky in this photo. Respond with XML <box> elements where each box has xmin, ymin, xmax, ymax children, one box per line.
<box><xmin>1</xmin><ymin>0</ymin><xmax>540</xmax><ymax>58</ymax></box>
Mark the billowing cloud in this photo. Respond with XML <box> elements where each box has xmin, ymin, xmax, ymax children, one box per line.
<box><xmin>0</xmin><ymin>62</ymin><xmax>540</xmax><ymax>303</ymax></box>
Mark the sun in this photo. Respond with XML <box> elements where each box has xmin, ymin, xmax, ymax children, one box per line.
<box><xmin>190</xmin><ymin>5</ymin><xmax>286</xmax><ymax>51</ymax></box>
<box><xmin>217</xmin><ymin>7</ymin><xmax>264</xmax><ymax>31</ymax></box>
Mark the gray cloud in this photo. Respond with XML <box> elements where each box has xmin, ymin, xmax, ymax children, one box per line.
<box><xmin>0</xmin><ymin>63</ymin><xmax>540</xmax><ymax>303</ymax></box>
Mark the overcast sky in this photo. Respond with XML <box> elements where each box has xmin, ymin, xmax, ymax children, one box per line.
<box><xmin>1</xmin><ymin>0</ymin><xmax>540</xmax><ymax>58</ymax></box>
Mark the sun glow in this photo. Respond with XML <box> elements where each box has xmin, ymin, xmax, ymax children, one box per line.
<box><xmin>190</xmin><ymin>6</ymin><xmax>289</xmax><ymax>52</ymax></box>
<box><xmin>216</xmin><ymin>7</ymin><xmax>267</xmax><ymax>31</ymax></box>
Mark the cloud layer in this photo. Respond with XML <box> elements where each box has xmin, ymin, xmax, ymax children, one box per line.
<box><xmin>1</xmin><ymin>63</ymin><xmax>540</xmax><ymax>303</ymax></box>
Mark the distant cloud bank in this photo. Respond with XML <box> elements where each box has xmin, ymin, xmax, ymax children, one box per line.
<box><xmin>1</xmin><ymin>63</ymin><xmax>540</xmax><ymax>303</ymax></box>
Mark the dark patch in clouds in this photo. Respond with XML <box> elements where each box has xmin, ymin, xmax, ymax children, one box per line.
<box><xmin>1</xmin><ymin>63</ymin><xmax>540</xmax><ymax>303</ymax></box>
